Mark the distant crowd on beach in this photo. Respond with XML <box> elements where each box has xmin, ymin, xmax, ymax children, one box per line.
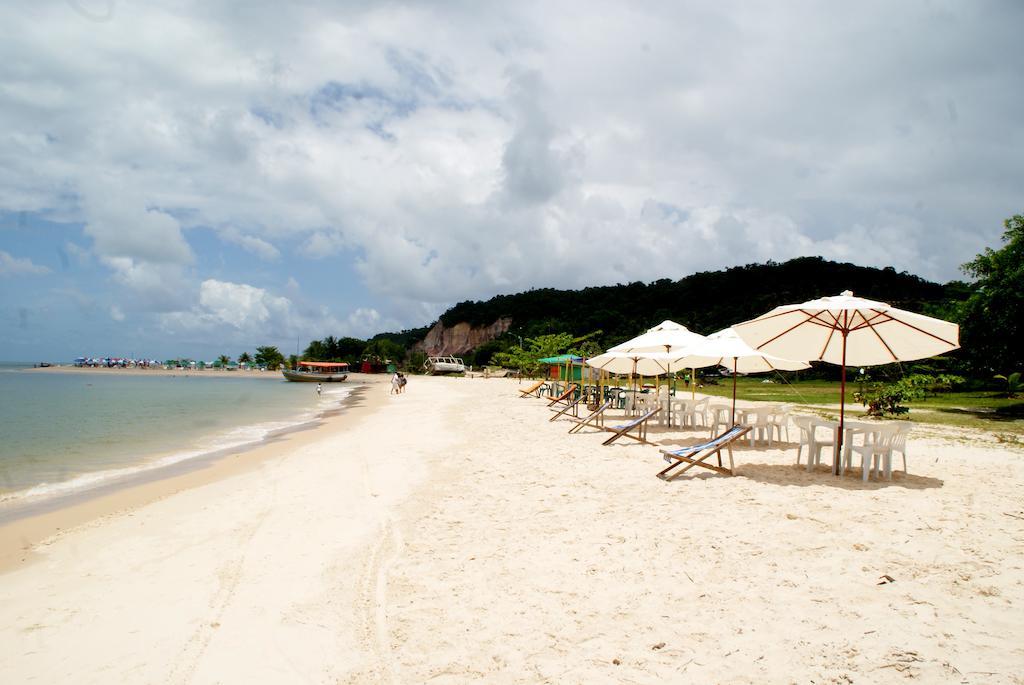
<box><xmin>73</xmin><ymin>357</ymin><xmax>161</xmax><ymax>368</ymax></box>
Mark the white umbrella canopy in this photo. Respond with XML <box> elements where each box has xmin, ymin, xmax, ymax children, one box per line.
<box><xmin>673</xmin><ymin>328</ymin><xmax>811</xmax><ymax>374</ymax></box>
<box><xmin>732</xmin><ymin>292</ymin><xmax>959</xmax><ymax>366</ymax></box>
<box><xmin>606</xmin><ymin>320</ymin><xmax>709</xmax><ymax>415</ymax></box>
<box><xmin>608</xmin><ymin>320</ymin><xmax>707</xmax><ymax>354</ymax></box>
<box><xmin>671</xmin><ymin>328</ymin><xmax>811</xmax><ymax>418</ymax></box>
<box><xmin>733</xmin><ymin>291</ymin><xmax>960</xmax><ymax>475</ymax></box>
<box><xmin>586</xmin><ymin>351</ymin><xmax>674</xmax><ymax>376</ymax></box>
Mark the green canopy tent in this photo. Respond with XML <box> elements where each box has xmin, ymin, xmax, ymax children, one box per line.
<box><xmin>537</xmin><ymin>355</ymin><xmax>585</xmax><ymax>382</ymax></box>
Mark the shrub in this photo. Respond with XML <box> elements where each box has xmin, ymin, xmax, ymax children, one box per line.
<box><xmin>854</xmin><ymin>374</ymin><xmax>932</xmax><ymax>416</ymax></box>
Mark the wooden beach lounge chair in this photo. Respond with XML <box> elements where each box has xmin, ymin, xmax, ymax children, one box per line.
<box><xmin>600</xmin><ymin>407</ymin><xmax>661</xmax><ymax>446</ymax></box>
<box><xmin>567</xmin><ymin>399</ymin><xmax>613</xmax><ymax>434</ymax></box>
<box><xmin>546</xmin><ymin>383</ymin><xmax>579</xmax><ymax>407</ymax></box>
<box><xmin>549</xmin><ymin>396</ymin><xmax>583</xmax><ymax>422</ymax></box>
<box><xmin>656</xmin><ymin>425</ymin><xmax>752</xmax><ymax>481</ymax></box>
<box><xmin>518</xmin><ymin>380</ymin><xmax>546</xmax><ymax>398</ymax></box>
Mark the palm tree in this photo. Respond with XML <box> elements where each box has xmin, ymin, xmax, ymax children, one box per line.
<box><xmin>238</xmin><ymin>352</ymin><xmax>252</xmax><ymax>365</ymax></box>
<box><xmin>217</xmin><ymin>354</ymin><xmax>230</xmax><ymax>367</ymax></box>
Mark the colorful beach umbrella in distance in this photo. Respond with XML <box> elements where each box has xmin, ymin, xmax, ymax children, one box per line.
<box><xmin>670</xmin><ymin>327</ymin><xmax>811</xmax><ymax>419</ymax></box>
<box><xmin>732</xmin><ymin>290</ymin><xmax>960</xmax><ymax>475</ymax></box>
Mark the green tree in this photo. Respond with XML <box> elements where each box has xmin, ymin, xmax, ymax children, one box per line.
<box><xmin>238</xmin><ymin>351</ymin><xmax>252</xmax><ymax>365</ymax></box>
<box><xmin>217</xmin><ymin>355</ymin><xmax>230</xmax><ymax>367</ymax></box>
<box><xmin>302</xmin><ymin>336</ymin><xmax>367</xmax><ymax>363</ymax></box>
<box><xmin>301</xmin><ymin>339</ymin><xmax>326</xmax><ymax>360</ymax></box>
<box><xmin>254</xmin><ymin>346</ymin><xmax>285</xmax><ymax>370</ymax></box>
<box><xmin>362</xmin><ymin>338</ymin><xmax>405</xmax><ymax>365</ymax></box>
<box><xmin>960</xmin><ymin>214</ymin><xmax>1024</xmax><ymax>373</ymax></box>
<box><xmin>492</xmin><ymin>332</ymin><xmax>593</xmax><ymax>376</ymax></box>
<box><xmin>407</xmin><ymin>350</ymin><xmax>427</xmax><ymax>373</ymax></box>
<box><xmin>288</xmin><ymin>354</ymin><xmax>299</xmax><ymax>370</ymax></box>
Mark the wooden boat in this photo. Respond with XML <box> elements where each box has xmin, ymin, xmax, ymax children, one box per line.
<box><xmin>282</xmin><ymin>361</ymin><xmax>349</xmax><ymax>382</ymax></box>
<box><xmin>423</xmin><ymin>356</ymin><xmax>466</xmax><ymax>375</ymax></box>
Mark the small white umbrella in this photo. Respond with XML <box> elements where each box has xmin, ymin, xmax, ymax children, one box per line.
<box><xmin>587</xmin><ymin>352</ymin><xmax>675</xmax><ymax>413</ymax></box>
<box><xmin>608</xmin><ymin>320</ymin><xmax>707</xmax><ymax>355</ymax></box>
<box><xmin>608</xmin><ymin>320</ymin><xmax>708</xmax><ymax>405</ymax></box>
<box><xmin>586</xmin><ymin>351</ymin><xmax>675</xmax><ymax>376</ymax></box>
<box><xmin>733</xmin><ymin>291</ymin><xmax>960</xmax><ymax>474</ymax></box>
<box><xmin>672</xmin><ymin>328</ymin><xmax>811</xmax><ymax>418</ymax></box>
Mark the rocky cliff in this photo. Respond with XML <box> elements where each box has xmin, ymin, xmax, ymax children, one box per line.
<box><xmin>414</xmin><ymin>317</ymin><xmax>512</xmax><ymax>356</ymax></box>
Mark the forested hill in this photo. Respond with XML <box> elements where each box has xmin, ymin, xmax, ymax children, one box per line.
<box><xmin>434</xmin><ymin>257</ymin><xmax>966</xmax><ymax>348</ymax></box>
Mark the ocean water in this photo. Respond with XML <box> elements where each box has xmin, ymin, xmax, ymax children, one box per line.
<box><xmin>0</xmin><ymin>363</ymin><xmax>352</xmax><ymax>506</ymax></box>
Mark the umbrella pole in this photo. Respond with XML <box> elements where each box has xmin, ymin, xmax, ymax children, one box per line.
<box><xmin>691</xmin><ymin>367</ymin><xmax>696</xmax><ymax>400</ymax></box>
<box><xmin>731</xmin><ymin>357</ymin><xmax>738</xmax><ymax>424</ymax></box>
<box><xmin>835</xmin><ymin>325</ymin><xmax>848</xmax><ymax>477</ymax></box>
<box><xmin>667</xmin><ymin>362</ymin><xmax>672</xmax><ymax>427</ymax></box>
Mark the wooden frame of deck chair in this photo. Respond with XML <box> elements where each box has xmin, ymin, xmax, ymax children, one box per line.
<box><xmin>600</xmin><ymin>407</ymin><xmax>661</xmax><ymax>446</ymax></box>
<box><xmin>518</xmin><ymin>380</ymin><xmax>547</xmax><ymax>398</ymax></box>
<box><xmin>546</xmin><ymin>383</ymin><xmax>578</xmax><ymax>408</ymax></box>
<box><xmin>567</xmin><ymin>398</ymin><xmax>613</xmax><ymax>433</ymax></box>
<box><xmin>549</xmin><ymin>395</ymin><xmax>585</xmax><ymax>422</ymax></box>
<box><xmin>656</xmin><ymin>425</ymin><xmax>752</xmax><ymax>481</ymax></box>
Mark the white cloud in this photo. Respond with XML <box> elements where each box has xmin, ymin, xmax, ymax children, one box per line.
<box><xmin>298</xmin><ymin>231</ymin><xmax>348</xmax><ymax>259</ymax></box>
<box><xmin>345</xmin><ymin>307</ymin><xmax>382</xmax><ymax>338</ymax></box>
<box><xmin>110</xmin><ymin>304</ymin><xmax>125</xmax><ymax>321</ymax></box>
<box><xmin>158</xmin><ymin>278</ymin><xmax>371</xmax><ymax>347</ymax></box>
<box><xmin>219</xmin><ymin>227</ymin><xmax>280</xmax><ymax>261</ymax></box>
<box><xmin>99</xmin><ymin>256</ymin><xmax>193</xmax><ymax>313</ymax></box>
<box><xmin>80</xmin><ymin>185</ymin><xmax>193</xmax><ymax>267</ymax></box>
<box><xmin>0</xmin><ymin>250</ymin><xmax>49</xmax><ymax>276</ymax></box>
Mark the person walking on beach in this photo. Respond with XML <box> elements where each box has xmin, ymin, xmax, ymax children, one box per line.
<box><xmin>391</xmin><ymin>371</ymin><xmax>401</xmax><ymax>395</ymax></box>
<box><xmin>398</xmin><ymin>372</ymin><xmax>407</xmax><ymax>394</ymax></box>
<box><xmin>316</xmin><ymin>382</ymin><xmax>322</xmax><ymax>397</ymax></box>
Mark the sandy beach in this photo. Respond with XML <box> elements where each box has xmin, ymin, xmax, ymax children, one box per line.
<box><xmin>2</xmin><ymin>376</ymin><xmax>1022</xmax><ymax>683</ymax></box>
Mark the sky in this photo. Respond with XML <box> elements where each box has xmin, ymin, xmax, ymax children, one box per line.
<box><xmin>1</xmin><ymin>1</ymin><xmax>1021</xmax><ymax>362</ymax></box>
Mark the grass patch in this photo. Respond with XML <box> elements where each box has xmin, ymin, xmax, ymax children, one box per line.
<box><xmin>694</xmin><ymin>376</ymin><xmax>1024</xmax><ymax>436</ymax></box>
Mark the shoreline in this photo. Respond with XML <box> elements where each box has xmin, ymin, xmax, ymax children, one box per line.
<box><xmin>0</xmin><ymin>378</ymin><xmax>388</xmax><ymax>573</ymax></box>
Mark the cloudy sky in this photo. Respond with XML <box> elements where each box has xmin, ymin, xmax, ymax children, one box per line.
<box><xmin>1</xmin><ymin>1</ymin><xmax>1021</xmax><ymax>361</ymax></box>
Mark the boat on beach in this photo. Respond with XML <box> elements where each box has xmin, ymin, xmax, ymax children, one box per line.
<box><xmin>423</xmin><ymin>356</ymin><xmax>466</xmax><ymax>375</ymax></box>
<box><xmin>281</xmin><ymin>361</ymin><xmax>349</xmax><ymax>382</ymax></box>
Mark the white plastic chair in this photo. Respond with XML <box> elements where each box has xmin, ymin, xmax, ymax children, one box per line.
<box><xmin>707</xmin><ymin>403</ymin><xmax>732</xmax><ymax>437</ymax></box>
<box><xmin>670</xmin><ymin>399</ymin><xmax>688</xmax><ymax>427</ymax></box>
<box><xmin>845</xmin><ymin>424</ymin><xmax>899</xmax><ymax>481</ymax></box>
<box><xmin>891</xmin><ymin>421</ymin><xmax>912</xmax><ymax>474</ymax></box>
<box><xmin>688</xmin><ymin>397</ymin><xmax>709</xmax><ymax>429</ymax></box>
<box><xmin>769</xmin><ymin>404</ymin><xmax>793</xmax><ymax>442</ymax></box>
<box><xmin>794</xmin><ymin>416</ymin><xmax>835</xmax><ymax>472</ymax></box>
<box><xmin>743</xmin><ymin>407</ymin><xmax>775</xmax><ymax>447</ymax></box>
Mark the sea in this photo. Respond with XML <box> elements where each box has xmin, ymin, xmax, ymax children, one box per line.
<box><xmin>0</xmin><ymin>362</ymin><xmax>354</xmax><ymax>512</ymax></box>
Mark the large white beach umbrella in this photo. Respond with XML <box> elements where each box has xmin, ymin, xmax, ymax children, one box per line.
<box><xmin>672</xmin><ymin>327</ymin><xmax>811</xmax><ymax>417</ymax></box>
<box><xmin>733</xmin><ymin>290</ymin><xmax>960</xmax><ymax>474</ymax></box>
<box><xmin>608</xmin><ymin>320</ymin><xmax>707</xmax><ymax>355</ymax></box>
<box><xmin>609</xmin><ymin>320</ymin><xmax>707</xmax><ymax>397</ymax></box>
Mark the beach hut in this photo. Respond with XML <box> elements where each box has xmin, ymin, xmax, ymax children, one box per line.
<box><xmin>537</xmin><ymin>355</ymin><xmax>585</xmax><ymax>382</ymax></box>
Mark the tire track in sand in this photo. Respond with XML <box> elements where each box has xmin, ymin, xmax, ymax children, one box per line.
<box><xmin>353</xmin><ymin>451</ymin><xmax>405</xmax><ymax>683</ymax></box>
<box><xmin>165</xmin><ymin>477</ymin><xmax>277</xmax><ymax>685</ymax></box>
